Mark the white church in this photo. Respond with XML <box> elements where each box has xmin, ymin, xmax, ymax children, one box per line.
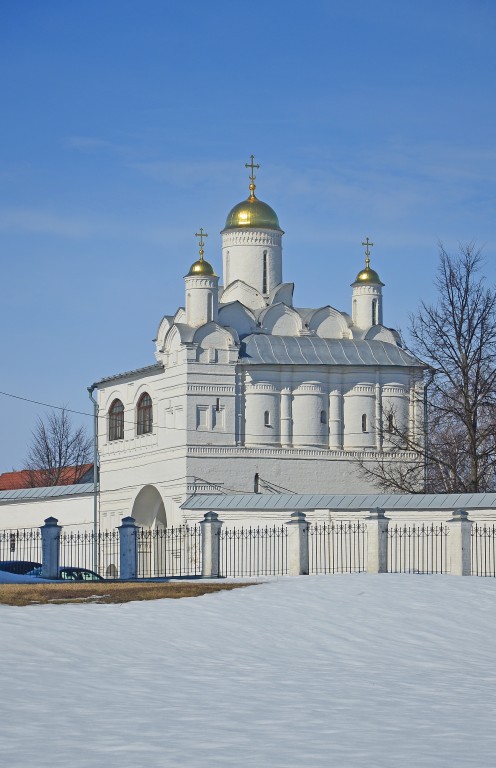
<box><xmin>93</xmin><ymin>157</ymin><xmax>425</xmax><ymax>531</ymax></box>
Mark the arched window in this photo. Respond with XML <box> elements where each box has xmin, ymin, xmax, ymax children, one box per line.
<box><xmin>361</xmin><ymin>414</ymin><xmax>367</xmax><ymax>433</ymax></box>
<box><xmin>320</xmin><ymin>410</ymin><xmax>327</xmax><ymax>424</ymax></box>
<box><xmin>387</xmin><ymin>413</ymin><xmax>394</xmax><ymax>433</ymax></box>
<box><xmin>264</xmin><ymin>410</ymin><xmax>271</xmax><ymax>427</ymax></box>
<box><xmin>136</xmin><ymin>393</ymin><xmax>153</xmax><ymax>435</ymax></box>
<box><xmin>262</xmin><ymin>250</ymin><xmax>268</xmax><ymax>294</ymax></box>
<box><xmin>372</xmin><ymin>299</ymin><xmax>378</xmax><ymax>326</ymax></box>
<box><xmin>108</xmin><ymin>399</ymin><xmax>124</xmax><ymax>441</ymax></box>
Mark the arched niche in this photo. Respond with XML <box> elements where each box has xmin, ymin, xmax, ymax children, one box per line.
<box><xmin>131</xmin><ymin>485</ymin><xmax>167</xmax><ymax>529</ymax></box>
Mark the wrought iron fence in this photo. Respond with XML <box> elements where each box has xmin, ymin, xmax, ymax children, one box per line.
<box><xmin>309</xmin><ymin>521</ymin><xmax>367</xmax><ymax>574</ymax></box>
<box><xmin>136</xmin><ymin>525</ymin><xmax>201</xmax><ymax>578</ymax></box>
<box><xmin>218</xmin><ymin>526</ymin><xmax>288</xmax><ymax>577</ymax></box>
<box><xmin>388</xmin><ymin>523</ymin><xmax>450</xmax><ymax>574</ymax></box>
<box><xmin>59</xmin><ymin>530</ymin><xmax>120</xmax><ymax>578</ymax></box>
<box><xmin>0</xmin><ymin>528</ymin><xmax>42</xmax><ymax>567</ymax></box>
<box><xmin>471</xmin><ymin>524</ymin><xmax>496</xmax><ymax>577</ymax></box>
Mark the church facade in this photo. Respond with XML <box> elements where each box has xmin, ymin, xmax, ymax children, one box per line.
<box><xmin>94</xmin><ymin>159</ymin><xmax>425</xmax><ymax>530</ymax></box>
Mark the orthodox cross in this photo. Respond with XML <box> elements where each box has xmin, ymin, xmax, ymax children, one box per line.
<box><xmin>195</xmin><ymin>228</ymin><xmax>208</xmax><ymax>259</ymax></box>
<box><xmin>361</xmin><ymin>237</ymin><xmax>374</xmax><ymax>268</ymax></box>
<box><xmin>245</xmin><ymin>154</ymin><xmax>260</xmax><ymax>197</ymax></box>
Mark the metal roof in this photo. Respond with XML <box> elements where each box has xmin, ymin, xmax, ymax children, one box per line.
<box><xmin>239</xmin><ymin>335</ymin><xmax>421</xmax><ymax>368</ymax></box>
<box><xmin>0</xmin><ymin>483</ymin><xmax>95</xmax><ymax>503</ymax></box>
<box><xmin>93</xmin><ymin>363</ymin><xmax>163</xmax><ymax>387</ymax></box>
<box><xmin>182</xmin><ymin>492</ymin><xmax>496</xmax><ymax>512</ymax></box>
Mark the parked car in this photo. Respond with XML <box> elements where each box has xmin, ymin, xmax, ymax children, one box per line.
<box><xmin>28</xmin><ymin>566</ymin><xmax>104</xmax><ymax>581</ymax></box>
<box><xmin>0</xmin><ymin>560</ymin><xmax>41</xmax><ymax>575</ymax></box>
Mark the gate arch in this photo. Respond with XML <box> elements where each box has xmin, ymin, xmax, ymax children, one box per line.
<box><xmin>131</xmin><ymin>485</ymin><xmax>167</xmax><ymax>529</ymax></box>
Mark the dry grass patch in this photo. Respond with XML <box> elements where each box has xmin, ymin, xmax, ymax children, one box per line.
<box><xmin>0</xmin><ymin>581</ymin><xmax>255</xmax><ymax>606</ymax></box>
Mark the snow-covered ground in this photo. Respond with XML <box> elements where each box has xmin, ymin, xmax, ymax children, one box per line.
<box><xmin>1</xmin><ymin>574</ymin><xmax>496</xmax><ymax>768</ymax></box>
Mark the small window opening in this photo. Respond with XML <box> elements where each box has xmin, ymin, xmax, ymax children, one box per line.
<box><xmin>216</xmin><ymin>398</ymin><xmax>220</xmax><ymax>412</ymax></box>
<box><xmin>108</xmin><ymin>399</ymin><xmax>124</xmax><ymax>441</ymax></box>
<box><xmin>362</xmin><ymin>414</ymin><xmax>367</xmax><ymax>433</ymax></box>
<box><xmin>262</xmin><ymin>250</ymin><xmax>268</xmax><ymax>294</ymax></box>
<box><xmin>372</xmin><ymin>299</ymin><xmax>378</xmax><ymax>326</ymax></box>
<box><xmin>264</xmin><ymin>410</ymin><xmax>270</xmax><ymax>427</ymax></box>
<box><xmin>320</xmin><ymin>410</ymin><xmax>327</xmax><ymax>424</ymax></box>
<box><xmin>353</xmin><ymin>299</ymin><xmax>357</xmax><ymax>323</ymax></box>
<box><xmin>137</xmin><ymin>393</ymin><xmax>153</xmax><ymax>435</ymax></box>
<box><xmin>387</xmin><ymin>414</ymin><xmax>394</xmax><ymax>433</ymax></box>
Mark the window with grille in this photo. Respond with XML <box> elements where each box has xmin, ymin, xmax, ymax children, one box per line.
<box><xmin>108</xmin><ymin>399</ymin><xmax>124</xmax><ymax>441</ymax></box>
<box><xmin>136</xmin><ymin>393</ymin><xmax>153</xmax><ymax>435</ymax></box>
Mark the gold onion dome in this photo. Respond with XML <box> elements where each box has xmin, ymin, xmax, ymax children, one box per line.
<box><xmin>187</xmin><ymin>258</ymin><xmax>215</xmax><ymax>276</ymax></box>
<box><xmin>353</xmin><ymin>238</ymin><xmax>384</xmax><ymax>285</ymax></box>
<box><xmin>187</xmin><ymin>227</ymin><xmax>216</xmax><ymax>276</ymax></box>
<box><xmin>354</xmin><ymin>265</ymin><xmax>383</xmax><ymax>285</ymax></box>
<box><xmin>224</xmin><ymin>195</ymin><xmax>281</xmax><ymax>231</ymax></box>
<box><xmin>223</xmin><ymin>154</ymin><xmax>281</xmax><ymax>231</ymax></box>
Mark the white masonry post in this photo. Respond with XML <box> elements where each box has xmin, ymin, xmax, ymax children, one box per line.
<box><xmin>448</xmin><ymin>509</ymin><xmax>472</xmax><ymax>576</ymax></box>
<box><xmin>285</xmin><ymin>511</ymin><xmax>309</xmax><ymax>576</ymax></box>
<box><xmin>200</xmin><ymin>512</ymin><xmax>223</xmax><ymax>578</ymax></box>
<box><xmin>119</xmin><ymin>516</ymin><xmax>138</xmax><ymax>580</ymax></box>
<box><xmin>41</xmin><ymin>517</ymin><xmax>61</xmax><ymax>579</ymax></box>
<box><xmin>365</xmin><ymin>508</ymin><xmax>389</xmax><ymax>573</ymax></box>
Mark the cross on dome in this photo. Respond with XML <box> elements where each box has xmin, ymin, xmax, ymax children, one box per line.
<box><xmin>245</xmin><ymin>154</ymin><xmax>260</xmax><ymax>199</ymax></box>
<box><xmin>195</xmin><ymin>227</ymin><xmax>208</xmax><ymax>260</ymax></box>
<box><xmin>361</xmin><ymin>237</ymin><xmax>374</xmax><ymax>269</ymax></box>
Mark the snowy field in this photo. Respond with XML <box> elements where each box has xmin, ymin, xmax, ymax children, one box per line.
<box><xmin>1</xmin><ymin>575</ymin><xmax>496</xmax><ymax>768</ymax></box>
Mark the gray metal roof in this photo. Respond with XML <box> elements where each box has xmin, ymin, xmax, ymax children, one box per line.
<box><xmin>182</xmin><ymin>492</ymin><xmax>496</xmax><ymax>512</ymax></box>
<box><xmin>239</xmin><ymin>335</ymin><xmax>422</xmax><ymax>368</ymax></box>
<box><xmin>93</xmin><ymin>363</ymin><xmax>163</xmax><ymax>387</ymax></box>
<box><xmin>0</xmin><ymin>483</ymin><xmax>95</xmax><ymax>503</ymax></box>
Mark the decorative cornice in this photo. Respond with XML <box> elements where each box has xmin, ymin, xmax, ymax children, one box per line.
<box><xmin>222</xmin><ymin>230</ymin><xmax>282</xmax><ymax>247</ymax></box>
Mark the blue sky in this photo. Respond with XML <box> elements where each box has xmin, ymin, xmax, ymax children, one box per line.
<box><xmin>1</xmin><ymin>0</ymin><xmax>495</xmax><ymax>472</ymax></box>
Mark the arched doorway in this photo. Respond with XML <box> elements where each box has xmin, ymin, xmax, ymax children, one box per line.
<box><xmin>131</xmin><ymin>485</ymin><xmax>167</xmax><ymax>529</ymax></box>
<box><xmin>131</xmin><ymin>486</ymin><xmax>168</xmax><ymax>576</ymax></box>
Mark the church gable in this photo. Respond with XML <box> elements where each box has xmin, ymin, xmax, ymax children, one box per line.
<box><xmin>365</xmin><ymin>325</ymin><xmax>401</xmax><ymax>345</ymax></box>
<box><xmin>218</xmin><ymin>301</ymin><xmax>257</xmax><ymax>338</ymax></box>
<box><xmin>308</xmin><ymin>306</ymin><xmax>352</xmax><ymax>339</ymax></box>
<box><xmin>258</xmin><ymin>303</ymin><xmax>302</xmax><ymax>336</ymax></box>
<box><xmin>220</xmin><ymin>280</ymin><xmax>266</xmax><ymax>311</ymax></box>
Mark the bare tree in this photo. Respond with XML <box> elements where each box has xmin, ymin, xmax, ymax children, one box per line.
<box><xmin>24</xmin><ymin>409</ymin><xmax>92</xmax><ymax>487</ymax></box>
<box><xmin>358</xmin><ymin>243</ymin><xmax>496</xmax><ymax>493</ymax></box>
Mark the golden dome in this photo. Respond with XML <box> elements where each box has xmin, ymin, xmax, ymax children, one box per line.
<box><xmin>354</xmin><ymin>265</ymin><xmax>383</xmax><ymax>285</ymax></box>
<box><xmin>187</xmin><ymin>257</ymin><xmax>215</xmax><ymax>277</ymax></box>
<box><xmin>223</xmin><ymin>195</ymin><xmax>281</xmax><ymax>231</ymax></box>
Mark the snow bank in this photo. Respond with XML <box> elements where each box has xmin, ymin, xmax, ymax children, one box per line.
<box><xmin>1</xmin><ymin>574</ymin><xmax>495</xmax><ymax>767</ymax></box>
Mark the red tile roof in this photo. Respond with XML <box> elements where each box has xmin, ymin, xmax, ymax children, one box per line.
<box><xmin>0</xmin><ymin>464</ymin><xmax>93</xmax><ymax>491</ymax></box>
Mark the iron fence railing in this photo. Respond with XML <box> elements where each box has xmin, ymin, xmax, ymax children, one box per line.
<box><xmin>218</xmin><ymin>525</ymin><xmax>288</xmax><ymax>577</ymax></box>
<box><xmin>388</xmin><ymin>523</ymin><xmax>450</xmax><ymax>574</ymax></box>
<box><xmin>471</xmin><ymin>524</ymin><xmax>496</xmax><ymax>577</ymax></box>
<box><xmin>59</xmin><ymin>530</ymin><xmax>120</xmax><ymax>578</ymax></box>
<box><xmin>136</xmin><ymin>525</ymin><xmax>201</xmax><ymax>578</ymax></box>
<box><xmin>309</xmin><ymin>522</ymin><xmax>367</xmax><ymax>574</ymax></box>
<box><xmin>0</xmin><ymin>528</ymin><xmax>42</xmax><ymax>567</ymax></box>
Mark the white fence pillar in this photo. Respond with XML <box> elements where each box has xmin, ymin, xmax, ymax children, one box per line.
<box><xmin>285</xmin><ymin>511</ymin><xmax>309</xmax><ymax>576</ymax></box>
<box><xmin>366</xmin><ymin>508</ymin><xmax>389</xmax><ymax>573</ymax></box>
<box><xmin>200</xmin><ymin>512</ymin><xmax>223</xmax><ymax>578</ymax></box>
<box><xmin>448</xmin><ymin>509</ymin><xmax>472</xmax><ymax>576</ymax></box>
<box><xmin>41</xmin><ymin>517</ymin><xmax>61</xmax><ymax>579</ymax></box>
<box><xmin>119</xmin><ymin>516</ymin><xmax>138</xmax><ymax>580</ymax></box>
